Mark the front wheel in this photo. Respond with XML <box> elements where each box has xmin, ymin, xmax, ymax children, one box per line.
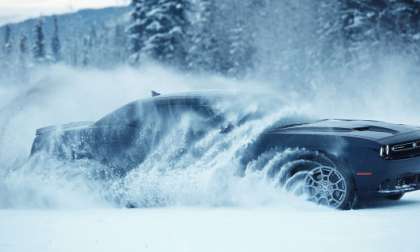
<box><xmin>302</xmin><ymin>165</ymin><xmax>355</xmax><ymax>210</ymax></box>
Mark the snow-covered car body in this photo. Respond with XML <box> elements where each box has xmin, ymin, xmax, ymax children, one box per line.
<box><xmin>31</xmin><ymin>93</ymin><xmax>228</xmax><ymax>177</ymax></box>
<box><xmin>30</xmin><ymin>92</ymin><xmax>420</xmax><ymax>207</ymax></box>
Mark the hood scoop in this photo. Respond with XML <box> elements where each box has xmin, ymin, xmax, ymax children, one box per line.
<box><xmin>352</xmin><ymin>126</ymin><xmax>398</xmax><ymax>134</ymax></box>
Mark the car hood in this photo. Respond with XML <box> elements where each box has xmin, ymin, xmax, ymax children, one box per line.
<box><xmin>274</xmin><ymin>119</ymin><xmax>420</xmax><ymax>143</ymax></box>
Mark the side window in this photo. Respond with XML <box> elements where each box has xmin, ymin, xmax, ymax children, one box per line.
<box><xmin>152</xmin><ymin>97</ymin><xmax>215</xmax><ymax>118</ymax></box>
<box><xmin>95</xmin><ymin>97</ymin><xmax>220</xmax><ymax>127</ymax></box>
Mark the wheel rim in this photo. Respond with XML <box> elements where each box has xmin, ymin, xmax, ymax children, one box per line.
<box><xmin>303</xmin><ymin>166</ymin><xmax>347</xmax><ymax>208</ymax></box>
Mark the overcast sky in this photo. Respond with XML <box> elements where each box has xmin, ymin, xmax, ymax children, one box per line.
<box><xmin>0</xmin><ymin>0</ymin><xmax>129</xmax><ymax>24</ymax></box>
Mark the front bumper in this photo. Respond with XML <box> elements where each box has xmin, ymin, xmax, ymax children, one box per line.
<box><xmin>377</xmin><ymin>174</ymin><xmax>420</xmax><ymax>195</ymax></box>
<box><xmin>354</xmin><ymin>154</ymin><xmax>420</xmax><ymax>197</ymax></box>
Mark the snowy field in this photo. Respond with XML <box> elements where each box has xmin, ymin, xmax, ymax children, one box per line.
<box><xmin>1</xmin><ymin>193</ymin><xmax>420</xmax><ymax>252</ymax></box>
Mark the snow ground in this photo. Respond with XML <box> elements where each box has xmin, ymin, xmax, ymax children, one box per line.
<box><xmin>1</xmin><ymin>192</ymin><xmax>420</xmax><ymax>252</ymax></box>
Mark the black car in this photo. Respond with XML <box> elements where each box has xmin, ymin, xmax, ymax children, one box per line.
<box><xmin>30</xmin><ymin>92</ymin><xmax>420</xmax><ymax>209</ymax></box>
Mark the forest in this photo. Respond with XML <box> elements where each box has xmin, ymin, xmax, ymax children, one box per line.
<box><xmin>0</xmin><ymin>0</ymin><xmax>420</xmax><ymax>88</ymax></box>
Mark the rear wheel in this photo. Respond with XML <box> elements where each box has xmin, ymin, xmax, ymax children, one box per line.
<box><xmin>385</xmin><ymin>193</ymin><xmax>404</xmax><ymax>201</ymax></box>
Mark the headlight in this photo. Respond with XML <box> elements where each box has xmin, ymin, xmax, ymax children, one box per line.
<box><xmin>379</xmin><ymin>145</ymin><xmax>390</xmax><ymax>158</ymax></box>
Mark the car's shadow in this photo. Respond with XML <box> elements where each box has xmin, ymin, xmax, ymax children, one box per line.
<box><xmin>359</xmin><ymin>198</ymin><xmax>420</xmax><ymax>209</ymax></box>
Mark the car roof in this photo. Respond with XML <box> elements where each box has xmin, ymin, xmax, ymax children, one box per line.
<box><xmin>144</xmin><ymin>90</ymin><xmax>235</xmax><ymax>101</ymax></box>
<box><xmin>95</xmin><ymin>91</ymin><xmax>235</xmax><ymax>125</ymax></box>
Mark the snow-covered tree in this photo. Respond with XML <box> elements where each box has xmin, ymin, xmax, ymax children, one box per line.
<box><xmin>189</xmin><ymin>0</ymin><xmax>259</xmax><ymax>76</ymax></box>
<box><xmin>19</xmin><ymin>35</ymin><xmax>28</xmax><ymax>63</ymax></box>
<box><xmin>82</xmin><ymin>35</ymin><xmax>92</xmax><ymax>67</ymax></box>
<box><xmin>128</xmin><ymin>0</ymin><xmax>147</xmax><ymax>65</ymax></box>
<box><xmin>17</xmin><ymin>34</ymin><xmax>30</xmax><ymax>79</ymax></box>
<box><xmin>51</xmin><ymin>16</ymin><xmax>62</xmax><ymax>63</ymax></box>
<box><xmin>186</xmin><ymin>0</ymin><xmax>221</xmax><ymax>73</ymax></box>
<box><xmin>19</xmin><ymin>35</ymin><xmax>27</xmax><ymax>55</ymax></box>
<box><xmin>227</xmin><ymin>19</ymin><xmax>255</xmax><ymax>77</ymax></box>
<box><xmin>142</xmin><ymin>0</ymin><xmax>190</xmax><ymax>65</ymax></box>
<box><xmin>337</xmin><ymin>0</ymin><xmax>420</xmax><ymax>67</ymax></box>
<box><xmin>3</xmin><ymin>25</ymin><xmax>12</xmax><ymax>57</ymax></box>
<box><xmin>33</xmin><ymin>18</ymin><xmax>46</xmax><ymax>63</ymax></box>
<box><xmin>70</xmin><ymin>43</ymin><xmax>79</xmax><ymax>66</ymax></box>
<box><xmin>113</xmin><ymin>24</ymin><xmax>127</xmax><ymax>63</ymax></box>
<box><xmin>0</xmin><ymin>25</ymin><xmax>13</xmax><ymax>79</ymax></box>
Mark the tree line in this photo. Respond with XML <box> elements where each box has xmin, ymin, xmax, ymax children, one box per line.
<box><xmin>1</xmin><ymin>0</ymin><xmax>420</xmax><ymax>82</ymax></box>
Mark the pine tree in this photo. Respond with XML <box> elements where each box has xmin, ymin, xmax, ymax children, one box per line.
<box><xmin>114</xmin><ymin>24</ymin><xmax>127</xmax><ymax>63</ymax></box>
<box><xmin>3</xmin><ymin>25</ymin><xmax>12</xmax><ymax>56</ymax></box>
<box><xmin>19</xmin><ymin>35</ymin><xmax>28</xmax><ymax>63</ymax></box>
<box><xmin>82</xmin><ymin>35</ymin><xmax>92</xmax><ymax>67</ymax></box>
<box><xmin>97</xmin><ymin>25</ymin><xmax>113</xmax><ymax>67</ymax></box>
<box><xmin>187</xmin><ymin>0</ymin><xmax>257</xmax><ymax>76</ymax></box>
<box><xmin>227</xmin><ymin>19</ymin><xmax>255</xmax><ymax>78</ymax></box>
<box><xmin>187</xmin><ymin>0</ymin><xmax>220</xmax><ymax>72</ymax></box>
<box><xmin>128</xmin><ymin>0</ymin><xmax>148</xmax><ymax>65</ymax></box>
<box><xmin>312</xmin><ymin>0</ymin><xmax>346</xmax><ymax>72</ymax></box>
<box><xmin>51</xmin><ymin>16</ymin><xmax>62</xmax><ymax>63</ymax></box>
<box><xmin>1</xmin><ymin>25</ymin><xmax>13</xmax><ymax>79</ymax></box>
<box><xmin>71</xmin><ymin>43</ymin><xmax>79</xmax><ymax>66</ymax></box>
<box><xmin>18</xmin><ymin>34</ymin><xmax>29</xmax><ymax>79</ymax></box>
<box><xmin>33</xmin><ymin>18</ymin><xmax>46</xmax><ymax>63</ymax></box>
<box><xmin>142</xmin><ymin>0</ymin><xmax>190</xmax><ymax>65</ymax></box>
<box><xmin>19</xmin><ymin>35</ymin><xmax>27</xmax><ymax>54</ymax></box>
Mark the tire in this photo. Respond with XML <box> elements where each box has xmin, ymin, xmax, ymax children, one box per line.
<box><xmin>304</xmin><ymin>165</ymin><xmax>355</xmax><ymax>210</ymax></box>
<box><xmin>385</xmin><ymin>193</ymin><xmax>404</xmax><ymax>201</ymax></box>
<box><xmin>284</xmin><ymin>153</ymin><xmax>356</xmax><ymax>210</ymax></box>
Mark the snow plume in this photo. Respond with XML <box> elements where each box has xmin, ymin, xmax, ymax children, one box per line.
<box><xmin>0</xmin><ymin>64</ymin><xmax>307</xmax><ymax>208</ymax></box>
<box><xmin>0</xmin><ymin>61</ymin><xmax>419</xmax><ymax>209</ymax></box>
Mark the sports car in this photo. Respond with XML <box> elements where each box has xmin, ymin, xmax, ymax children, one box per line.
<box><xmin>30</xmin><ymin>92</ymin><xmax>420</xmax><ymax>209</ymax></box>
